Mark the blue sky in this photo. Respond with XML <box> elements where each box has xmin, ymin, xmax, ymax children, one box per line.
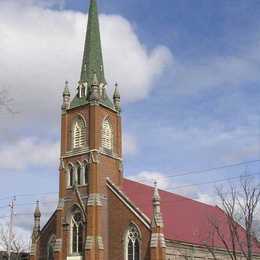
<box><xmin>1</xmin><ymin>0</ymin><xmax>260</xmax><ymax>235</ymax></box>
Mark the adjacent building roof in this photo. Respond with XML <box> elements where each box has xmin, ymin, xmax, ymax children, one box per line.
<box><xmin>122</xmin><ymin>178</ymin><xmax>260</xmax><ymax>254</ymax></box>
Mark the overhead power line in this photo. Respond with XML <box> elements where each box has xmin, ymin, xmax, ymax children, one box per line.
<box><xmin>173</xmin><ymin>172</ymin><xmax>260</xmax><ymax>190</ymax></box>
<box><xmin>0</xmin><ymin>191</ymin><xmax>58</xmax><ymax>202</ymax></box>
<box><xmin>0</xmin><ymin>159</ymin><xmax>259</xmax><ymax>203</ymax></box>
<box><xmin>126</xmin><ymin>171</ymin><xmax>260</xmax><ymax>197</ymax></box>
<box><xmin>160</xmin><ymin>159</ymin><xmax>260</xmax><ymax>179</ymax></box>
<box><xmin>134</xmin><ymin>159</ymin><xmax>260</xmax><ymax>183</ymax></box>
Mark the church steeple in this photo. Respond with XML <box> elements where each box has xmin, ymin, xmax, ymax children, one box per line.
<box><xmin>69</xmin><ymin>0</ymin><xmax>114</xmax><ymax>110</ymax></box>
<box><xmin>80</xmin><ymin>0</ymin><xmax>106</xmax><ymax>86</ymax></box>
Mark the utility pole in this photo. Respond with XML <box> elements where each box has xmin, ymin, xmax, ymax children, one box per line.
<box><xmin>8</xmin><ymin>196</ymin><xmax>15</xmax><ymax>260</ymax></box>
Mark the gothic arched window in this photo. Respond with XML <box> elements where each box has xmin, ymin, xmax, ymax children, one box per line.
<box><xmin>71</xmin><ymin>211</ymin><xmax>83</xmax><ymax>255</ymax></box>
<box><xmin>68</xmin><ymin>164</ymin><xmax>74</xmax><ymax>187</ymax></box>
<box><xmin>72</xmin><ymin>116</ymin><xmax>86</xmax><ymax>149</ymax></box>
<box><xmin>76</xmin><ymin>163</ymin><xmax>81</xmax><ymax>186</ymax></box>
<box><xmin>125</xmin><ymin>224</ymin><xmax>141</xmax><ymax>260</ymax></box>
<box><xmin>47</xmin><ymin>245</ymin><xmax>54</xmax><ymax>260</ymax></box>
<box><xmin>84</xmin><ymin>163</ymin><xmax>89</xmax><ymax>185</ymax></box>
<box><xmin>101</xmin><ymin>118</ymin><xmax>113</xmax><ymax>152</ymax></box>
<box><xmin>47</xmin><ymin>235</ymin><xmax>55</xmax><ymax>260</ymax></box>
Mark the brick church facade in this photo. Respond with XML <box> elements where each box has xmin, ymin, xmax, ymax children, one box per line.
<box><xmin>29</xmin><ymin>1</ymin><xmax>260</xmax><ymax>260</ymax></box>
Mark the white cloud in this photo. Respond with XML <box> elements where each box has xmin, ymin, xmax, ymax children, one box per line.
<box><xmin>0</xmin><ymin>0</ymin><xmax>172</xmax><ymax>131</ymax></box>
<box><xmin>128</xmin><ymin>171</ymin><xmax>171</xmax><ymax>190</ymax></box>
<box><xmin>173</xmin><ymin>48</ymin><xmax>260</xmax><ymax>96</ymax></box>
<box><xmin>0</xmin><ymin>138</ymin><xmax>59</xmax><ymax>171</ymax></box>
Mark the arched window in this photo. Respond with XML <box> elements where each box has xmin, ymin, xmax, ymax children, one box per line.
<box><xmin>47</xmin><ymin>245</ymin><xmax>54</xmax><ymax>260</ymax></box>
<box><xmin>101</xmin><ymin>118</ymin><xmax>113</xmax><ymax>152</ymax></box>
<box><xmin>68</xmin><ymin>164</ymin><xmax>74</xmax><ymax>187</ymax></box>
<box><xmin>47</xmin><ymin>235</ymin><xmax>55</xmax><ymax>260</ymax></box>
<box><xmin>125</xmin><ymin>224</ymin><xmax>140</xmax><ymax>260</ymax></box>
<box><xmin>84</xmin><ymin>163</ymin><xmax>88</xmax><ymax>185</ymax></box>
<box><xmin>71</xmin><ymin>211</ymin><xmax>83</xmax><ymax>255</ymax></box>
<box><xmin>72</xmin><ymin>116</ymin><xmax>86</xmax><ymax>149</ymax></box>
<box><xmin>76</xmin><ymin>163</ymin><xmax>81</xmax><ymax>186</ymax></box>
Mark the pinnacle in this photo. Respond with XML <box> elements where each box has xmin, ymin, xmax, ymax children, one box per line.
<box><xmin>113</xmin><ymin>82</ymin><xmax>120</xmax><ymax>99</ymax></box>
<box><xmin>153</xmin><ymin>181</ymin><xmax>160</xmax><ymax>203</ymax></box>
<box><xmin>34</xmin><ymin>200</ymin><xmax>41</xmax><ymax>218</ymax></box>
<box><xmin>63</xmin><ymin>81</ymin><xmax>70</xmax><ymax>96</ymax></box>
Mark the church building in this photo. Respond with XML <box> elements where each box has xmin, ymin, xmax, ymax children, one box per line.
<box><xmin>30</xmin><ymin>1</ymin><xmax>260</xmax><ymax>260</ymax></box>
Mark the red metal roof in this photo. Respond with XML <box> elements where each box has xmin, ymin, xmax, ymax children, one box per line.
<box><xmin>122</xmin><ymin>178</ymin><xmax>260</xmax><ymax>253</ymax></box>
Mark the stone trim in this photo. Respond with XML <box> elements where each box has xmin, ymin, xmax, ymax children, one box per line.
<box><xmin>63</xmin><ymin>147</ymin><xmax>89</xmax><ymax>158</ymax></box>
<box><xmin>57</xmin><ymin>198</ymin><xmax>65</xmax><ymax>210</ymax></box>
<box><xmin>85</xmin><ymin>236</ymin><xmax>95</xmax><ymax>249</ymax></box>
<box><xmin>151</xmin><ymin>214</ymin><xmax>164</xmax><ymax>228</ymax></box>
<box><xmin>59</xmin><ymin>158</ymin><xmax>65</xmax><ymax>170</ymax></box>
<box><xmin>30</xmin><ymin>243</ymin><xmax>36</xmax><ymax>256</ymax></box>
<box><xmin>96</xmin><ymin>236</ymin><xmax>104</xmax><ymax>250</ymax></box>
<box><xmin>87</xmin><ymin>193</ymin><xmax>103</xmax><ymax>206</ymax></box>
<box><xmin>54</xmin><ymin>238</ymin><xmax>63</xmax><ymax>252</ymax></box>
<box><xmin>150</xmin><ymin>233</ymin><xmax>166</xmax><ymax>248</ymax></box>
<box><xmin>89</xmin><ymin>151</ymin><xmax>100</xmax><ymax>164</ymax></box>
<box><xmin>62</xmin><ymin>148</ymin><xmax>122</xmax><ymax>162</ymax></box>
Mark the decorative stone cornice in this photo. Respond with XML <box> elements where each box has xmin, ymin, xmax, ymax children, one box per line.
<box><xmin>62</xmin><ymin>148</ymin><xmax>122</xmax><ymax>162</ymax></box>
<box><xmin>62</xmin><ymin>147</ymin><xmax>89</xmax><ymax>158</ymax></box>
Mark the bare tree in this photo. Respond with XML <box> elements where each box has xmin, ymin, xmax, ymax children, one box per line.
<box><xmin>0</xmin><ymin>225</ymin><xmax>29</xmax><ymax>260</ymax></box>
<box><xmin>206</xmin><ymin>176</ymin><xmax>260</xmax><ymax>260</ymax></box>
<box><xmin>0</xmin><ymin>89</ymin><xmax>16</xmax><ymax>114</ymax></box>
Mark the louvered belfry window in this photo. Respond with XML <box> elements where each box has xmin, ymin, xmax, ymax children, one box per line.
<box><xmin>72</xmin><ymin>116</ymin><xmax>86</xmax><ymax>149</ymax></box>
<box><xmin>101</xmin><ymin>119</ymin><xmax>113</xmax><ymax>152</ymax></box>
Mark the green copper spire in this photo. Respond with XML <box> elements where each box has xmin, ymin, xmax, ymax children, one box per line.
<box><xmin>70</xmin><ymin>0</ymin><xmax>114</xmax><ymax>110</ymax></box>
<box><xmin>80</xmin><ymin>0</ymin><xmax>105</xmax><ymax>86</ymax></box>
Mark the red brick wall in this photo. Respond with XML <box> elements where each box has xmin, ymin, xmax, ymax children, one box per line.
<box><xmin>38</xmin><ymin>213</ymin><xmax>57</xmax><ymax>260</ymax></box>
<box><xmin>108</xmin><ymin>188</ymin><xmax>151</xmax><ymax>260</ymax></box>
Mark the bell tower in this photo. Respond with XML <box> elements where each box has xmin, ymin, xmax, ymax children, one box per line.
<box><xmin>58</xmin><ymin>1</ymin><xmax>123</xmax><ymax>259</ymax></box>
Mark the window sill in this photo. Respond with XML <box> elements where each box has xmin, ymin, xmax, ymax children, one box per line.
<box><xmin>67</xmin><ymin>256</ymin><xmax>82</xmax><ymax>260</ymax></box>
<box><xmin>66</xmin><ymin>184</ymin><xmax>88</xmax><ymax>190</ymax></box>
